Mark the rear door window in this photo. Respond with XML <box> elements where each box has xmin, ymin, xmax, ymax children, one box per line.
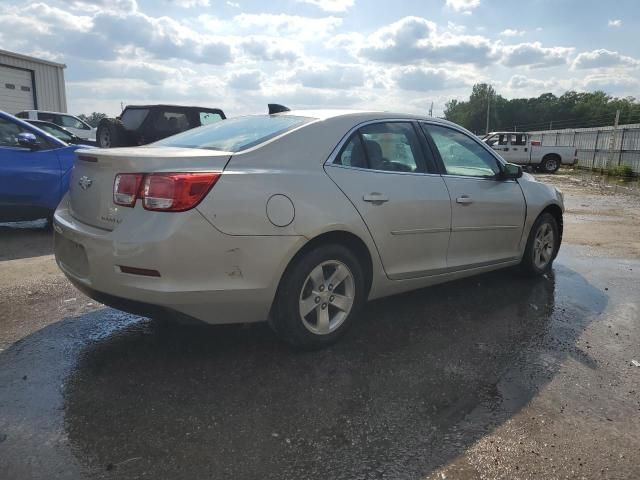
<box><xmin>154</xmin><ymin>111</ymin><xmax>192</xmax><ymax>134</ymax></box>
<box><xmin>334</xmin><ymin>122</ymin><xmax>426</xmax><ymax>173</ymax></box>
<box><xmin>120</xmin><ymin>108</ymin><xmax>150</xmax><ymax>130</ymax></box>
<box><xmin>513</xmin><ymin>134</ymin><xmax>527</xmax><ymax>146</ymax></box>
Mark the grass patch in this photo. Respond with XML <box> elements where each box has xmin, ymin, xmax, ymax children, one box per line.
<box><xmin>607</xmin><ymin>165</ymin><xmax>635</xmax><ymax>177</ymax></box>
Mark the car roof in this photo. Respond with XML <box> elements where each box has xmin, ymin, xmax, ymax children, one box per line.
<box><xmin>27</xmin><ymin>119</ymin><xmax>72</xmax><ymax>130</ymax></box>
<box><xmin>277</xmin><ymin>109</ymin><xmax>461</xmax><ymax>128</ymax></box>
<box><xmin>124</xmin><ymin>104</ymin><xmax>224</xmax><ymax>111</ymax></box>
<box><xmin>18</xmin><ymin>110</ymin><xmax>77</xmax><ymax>115</ymax></box>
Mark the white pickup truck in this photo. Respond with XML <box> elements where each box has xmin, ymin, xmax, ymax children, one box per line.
<box><xmin>482</xmin><ymin>132</ymin><xmax>578</xmax><ymax>173</ymax></box>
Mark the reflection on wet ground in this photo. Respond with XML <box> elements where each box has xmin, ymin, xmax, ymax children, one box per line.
<box><xmin>1</xmin><ymin>248</ymin><xmax>615</xmax><ymax>480</ymax></box>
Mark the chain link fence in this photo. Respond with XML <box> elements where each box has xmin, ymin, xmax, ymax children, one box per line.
<box><xmin>529</xmin><ymin>124</ymin><xmax>640</xmax><ymax>174</ymax></box>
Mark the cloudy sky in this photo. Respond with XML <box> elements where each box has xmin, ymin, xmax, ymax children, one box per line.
<box><xmin>1</xmin><ymin>0</ymin><xmax>638</xmax><ymax>117</ymax></box>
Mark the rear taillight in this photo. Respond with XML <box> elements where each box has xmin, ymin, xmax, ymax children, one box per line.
<box><xmin>143</xmin><ymin>173</ymin><xmax>220</xmax><ymax>211</ymax></box>
<box><xmin>114</xmin><ymin>173</ymin><xmax>143</xmax><ymax>207</ymax></box>
<box><xmin>113</xmin><ymin>172</ymin><xmax>220</xmax><ymax>211</ymax></box>
<box><xmin>531</xmin><ymin>140</ymin><xmax>541</xmax><ymax>146</ymax></box>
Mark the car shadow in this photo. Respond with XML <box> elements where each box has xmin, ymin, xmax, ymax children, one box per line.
<box><xmin>0</xmin><ymin>220</ymin><xmax>52</xmax><ymax>261</ymax></box>
<box><xmin>0</xmin><ymin>264</ymin><xmax>607</xmax><ymax>479</ymax></box>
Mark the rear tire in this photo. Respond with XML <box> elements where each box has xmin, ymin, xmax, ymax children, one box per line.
<box><xmin>541</xmin><ymin>155</ymin><xmax>560</xmax><ymax>173</ymax></box>
<box><xmin>270</xmin><ymin>244</ymin><xmax>366</xmax><ymax>349</ymax></box>
<box><xmin>520</xmin><ymin>212</ymin><xmax>560</xmax><ymax>276</ymax></box>
<box><xmin>96</xmin><ymin>118</ymin><xmax>126</xmax><ymax>148</ymax></box>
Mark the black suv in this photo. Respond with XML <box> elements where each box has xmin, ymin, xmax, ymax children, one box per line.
<box><xmin>96</xmin><ymin>105</ymin><xmax>225</xmax><ymax>148</ymax></box>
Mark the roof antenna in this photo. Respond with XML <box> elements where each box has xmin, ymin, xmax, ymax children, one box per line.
<box><xmin>268</xmin><ymin>104</ymin><xmax>290</xmax><ymax>114</ymax></box>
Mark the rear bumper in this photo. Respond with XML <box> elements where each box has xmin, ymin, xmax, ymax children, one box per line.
<box><xmin>53</xmin><ymin>198</ymin><xmax>303</xmax><ymax>324</ymax></box>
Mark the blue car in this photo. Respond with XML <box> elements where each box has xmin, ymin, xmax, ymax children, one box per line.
<box><xmin>0</xmin><ymin>111</ymin><xmax>86</xmax><ymax>225</ymax></box>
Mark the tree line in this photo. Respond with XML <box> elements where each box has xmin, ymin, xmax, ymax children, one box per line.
<box><xmin>444</xmin><ymin>84</ymin><xmax>640</xmax><ymax>134</ymax></box>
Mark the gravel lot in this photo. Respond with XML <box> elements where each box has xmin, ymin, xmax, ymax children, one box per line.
<box><xmin>1</xmin><ymin>170</ymin><xmax>639</xmax><ymax>479</ymax></box>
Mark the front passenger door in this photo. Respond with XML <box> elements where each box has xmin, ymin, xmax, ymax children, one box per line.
<box><xmin>421</xmin><ymin>123</ymin><xmax>526</xmax><ymax>269</ymax></box>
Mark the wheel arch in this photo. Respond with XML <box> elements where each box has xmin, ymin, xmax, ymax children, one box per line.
<box><xmin>540</xmin><ymin>203</ymin><xmax>563</xmax><ymax>252</ymax></box>
<box><xmin>279</xmin><ymin>230</ymin><xmax>374</xmax><ymax>297</ymax></box>
<box><xmin>542</xmin><ymin>152</ymin><xmax>562</xmax><ymax>163</ymax></box>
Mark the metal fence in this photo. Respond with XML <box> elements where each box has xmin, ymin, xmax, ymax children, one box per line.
<box><xmin>529</xmin><ymin>123</ymin><xmax>640</xmax><ymax>174</ymax></box>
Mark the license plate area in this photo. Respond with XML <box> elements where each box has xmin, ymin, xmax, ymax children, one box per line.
<box><xmin>55</xmin><ymin>232</ymin><xmax>89</xmax><ymax>279</ymax></box>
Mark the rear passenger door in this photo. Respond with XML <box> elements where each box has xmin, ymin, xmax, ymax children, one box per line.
<box><xmin>325</xmin><ymin>121</ymin><xmax>451</xmax><ymax>280</ymax></box>
<box><xmin>421</xmin><ymin>123</ymin><xmax>526</xmax><ymax>269</ymax></box>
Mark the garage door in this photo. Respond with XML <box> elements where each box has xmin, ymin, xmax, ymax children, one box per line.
<box><xmin>0</xmin><ymin>65</ymin><xmax>35</xmax><ymax>114</ymax></box>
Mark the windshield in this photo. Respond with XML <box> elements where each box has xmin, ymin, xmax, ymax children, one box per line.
<box><xmin>153</xmin><ymin>115</ymin><xmax>313</xmax><ymax>152</ymax></box>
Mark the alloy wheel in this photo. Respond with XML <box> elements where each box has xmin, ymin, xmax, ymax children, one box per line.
<box><xmin>533</xmin><ymin>222</ymin><xmax>555</xmax><ymax>269</ymax></box>
<box><xmin>298</xmin><ymin>260</ymin><xmax>355</xmax><ymax>335</ymax></box>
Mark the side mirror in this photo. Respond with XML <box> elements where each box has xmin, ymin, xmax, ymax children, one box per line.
<box><xmin>17</xmin><ymin>132</ymin><xmax>39</xmax><ymax>150</ymax></box>
<box><xmin>502</xmin><ymin>162</ymin><xmax>523</xmax><ymax>180</ymax></box>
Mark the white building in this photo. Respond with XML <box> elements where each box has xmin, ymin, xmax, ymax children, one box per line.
<box><xmin>0</xmin><ymin>49</ymin><xmax>67</xmax><ymax>114</ymax></box>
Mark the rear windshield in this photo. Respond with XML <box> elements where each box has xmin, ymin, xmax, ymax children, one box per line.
<box><xmin>153</xmin><ymin>115</ymin><xmax>313</xmax><ymax>152</ymax></box>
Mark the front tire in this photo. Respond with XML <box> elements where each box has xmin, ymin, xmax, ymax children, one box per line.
<box><xmin>270</xmin><ymin>244</ymin><xmax>366</xmax><ymax>349</ymax></box>
<box><xmin>520</xmin><ymin>213</ymin><xmax>560</xmax><ymax>275</ymax></box>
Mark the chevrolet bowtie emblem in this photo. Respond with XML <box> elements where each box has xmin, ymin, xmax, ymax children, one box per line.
<box><xmin>78</xmin><ymin>176</ymin><xmax>93</xmax><ymax>190</ymax></box>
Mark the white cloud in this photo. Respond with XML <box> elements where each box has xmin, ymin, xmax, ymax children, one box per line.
<box><xmin>292</xmin><ymin>64</ymin><xmax>365</xmax><ymax>89</ymax></box>
<box><xmin>446</xmin><ymin>0</ymin><xmax>480</xmax><ymax>13</ymax></box>
<box><xmin>227</xmin><ymin>70</ymin><xmax>264</xmax><ymax>90</ymax></box>
<box><xmin>395</xmin><ymin>66</ymin><xmax>468</xmax><ymax>91</ymax></box>
<box><xmin>168</xmin><ymin>0</ymin><xmax>210</xmax><ymax>7</ymax></box>
<box><xmin>573</xmin><ymin>49</ymin><xmax>640</xmax><ymax>69</ymax></box>
<box><xmin>446</xmin><ymin>21</ymin><xmax>466</xmax><ymax>33</ymax></box>
<box><xmin>232</xmin><ymin>13</ymin><xmax>342</xmax><ymax>40</ymax></box>
<box><xmin>608</xmin><ymin>19</ymin><xmax>622</xmax><ymax>27</ymax></box>
<box><xmin>296</xmin><ymin>0</ymin><xmax>355</xmax><ymax>12</ymax></box>
<box><xmin>507</xmin><ymin>74</ymin><xmax>556</xmax><ymax>90</ymax></box>
<box><xmin>226</xmin><ymin>1</ymin><xmax>240</xmax><ymax>7</ymax></box>
<box><xmin>357</xmin><ymin>16</ymin><xmax>495</xmax><ymax>65</ymax></box>
<box><xmin>581</xmin><ymin>73</ymin><xmax>639</xmax><ymax>94</ymax></box>
<box><xmin>499</xmin><ymin>29</ymin><xmax>525</xmax><ymax>37</ymax></box>
<box><xmin>239</xmin><ymin>36</ymin><xmax>300</xmax><ymax>62</ymax></box>
<box><xmin>500</xmin><ymin>42</ymin><xmax>573</xmax><ymax>68</ymax></box>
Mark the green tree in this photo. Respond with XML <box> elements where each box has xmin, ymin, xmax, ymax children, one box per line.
<box><xmin>445</xmin><ymin>85</ymin><xmax>639</xmax><ymax>132</ymax></box>
<box><xmin>77</xmin><ymin>112</ymin><xmax>107</xmax><ymax>128</ymax></box>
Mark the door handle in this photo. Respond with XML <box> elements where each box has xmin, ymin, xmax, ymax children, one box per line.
<box><xmin>504</xmin><ymin>147</ymin><xmax>510</xmax><ymax>151</ymax></box>
<box><xmin>456</xmin><ymin>195</ymin><xmax>473</xmax><ymax>205</ymax></box>
<box><xmin>363</xmin><ymin>193</ymin><xmax>389</xmax><ymax>204</ymax></box>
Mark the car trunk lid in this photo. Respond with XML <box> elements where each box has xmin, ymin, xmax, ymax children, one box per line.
<box><xmin>69</xmin><ymin>146</ymin><xmax>231</xmax><ymax>230</ymax></box>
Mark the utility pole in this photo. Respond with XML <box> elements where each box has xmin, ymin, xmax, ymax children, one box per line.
<box><xmin>485</xmin><ymin>89</ymin><xmax>491</xmax><ymax>134</ymax></box>
<box><xmin>428</xmin><ymin>102</ymin><xmax>433</xmax><ymax>117</ymax></box>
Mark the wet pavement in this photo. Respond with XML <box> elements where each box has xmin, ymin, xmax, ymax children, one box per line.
<box><xmin>1</xmin><ymin>245</ymin><xmax>639</xmax><ymax>479</ymax></box>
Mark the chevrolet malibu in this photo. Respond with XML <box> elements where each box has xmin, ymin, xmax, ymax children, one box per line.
<box><xmin>54</xmin><ymin>109</ymin><xmax>564</xmax><ymax>349</ymax></box>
